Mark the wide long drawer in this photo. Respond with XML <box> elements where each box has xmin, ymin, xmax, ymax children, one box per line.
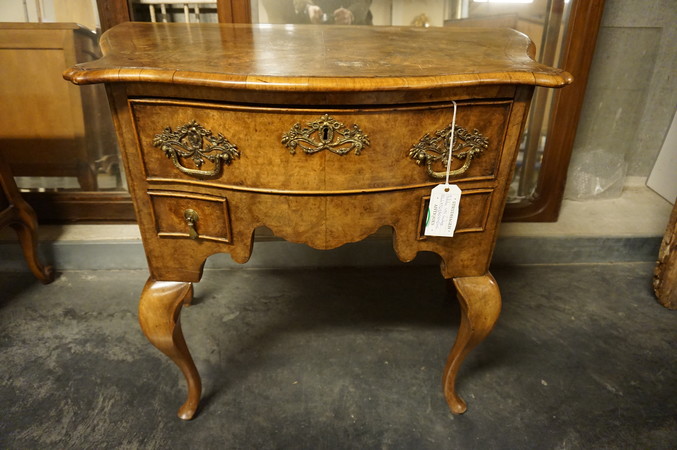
<box><xmin>130</xmin><ymin>98</ymin><xmax>512</xmax><ymax>193</ymax></box>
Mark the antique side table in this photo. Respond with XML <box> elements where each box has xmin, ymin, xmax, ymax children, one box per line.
<box><xmin>65</xmin><ymin>22</ymin><xmax>571</xmax><ymax>420</ymax></box>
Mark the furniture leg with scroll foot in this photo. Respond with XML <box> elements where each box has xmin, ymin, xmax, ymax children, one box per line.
<box><xmin>0</xmin><ymin>152</ymin><xmax>54</xmax><ymax>284</ymax></box>
<box><xmin>138</xmin><ymin>279</ymin><xmax>201</xmax><ymax>420</ymax></box>
<box><xmin>10</xmin><ymin>206</ymin><xmax>54</xmax><ymax>284</ymax></box>
<box><xmin>443</xmin><ymin>273</ymin><xmax>501</xmax><ymax>414</ymax></box>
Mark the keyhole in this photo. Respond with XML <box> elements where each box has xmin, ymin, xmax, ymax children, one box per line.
<box><xmin>318</xmin><ymin>123</ymin><xmax>334</xmax><ymax>143</ymax></box>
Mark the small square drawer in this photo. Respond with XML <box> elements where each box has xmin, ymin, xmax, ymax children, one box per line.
<box><xmin>417</xmin><ymin>188</ymin><xmax>493</xmax><ymax>239</ymax></box>
<box><xmin>148</xmin><ymin>191</ymin><xmax>231</xmax><ymax>243</ymax></box>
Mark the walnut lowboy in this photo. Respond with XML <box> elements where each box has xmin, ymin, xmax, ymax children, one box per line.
<box><xmin>64</xmin><ymin>22</ymin><xmax>571</xmax><ymax>420</ymax></box>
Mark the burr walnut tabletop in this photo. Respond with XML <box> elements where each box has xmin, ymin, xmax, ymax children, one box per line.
<box><xmin>65</xmin><ymin>22</ymin><xmax>571</xmax><ymax>420</ymax></box>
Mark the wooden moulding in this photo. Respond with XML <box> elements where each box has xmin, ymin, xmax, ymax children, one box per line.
<box><xmin>502</xmin><ymin>0</ymin><xmax>607</xmax><ymax>222</ymax></box>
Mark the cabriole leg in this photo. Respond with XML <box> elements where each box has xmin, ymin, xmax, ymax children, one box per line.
<box><xmin>138</xmin><ymin>278</ymin><xmax>201</xmax><ymax>420</ymax></box>
<box><xmin>443</xmin><ymin>272</ymin><xmax>501</xmax><ymax>414</ymax></box>
<box><xmin>10</xmin><ymin>199</ymin><xmax>54</xmax><ymax>284</ymax></box>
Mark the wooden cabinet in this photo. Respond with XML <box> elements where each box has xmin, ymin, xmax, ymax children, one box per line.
<box><xmin>0</xmin><ymin>23</ymin><xmax>117</xmax><ymax>191</ymax></box>
<box><xmin>65</xmin><ymin>22</ymin><xmax>571</xmax><ymax>420</ymax></box>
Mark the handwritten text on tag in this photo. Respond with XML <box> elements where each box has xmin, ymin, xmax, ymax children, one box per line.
<box><xmin>424</xmin><ymin>184</ymin><xmax>461</xmax><ymax>237</ymax></box>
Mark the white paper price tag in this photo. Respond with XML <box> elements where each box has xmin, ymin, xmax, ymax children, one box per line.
<box><xmin>424</xmin><ymin>184</ymin><xmax>461</xmax><ymax>237</ymax></box>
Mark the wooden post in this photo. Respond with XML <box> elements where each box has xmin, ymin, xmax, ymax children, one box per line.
<box><xmin>654</xmin><ymin>202</ymin><xmax>677</xmax><ymax>309</ymax></box>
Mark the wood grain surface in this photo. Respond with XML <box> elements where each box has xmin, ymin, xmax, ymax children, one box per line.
<box><xmin>64</xmin><ymin>23</ymin><xmax>572</xmax><ymax>90</ymax></box>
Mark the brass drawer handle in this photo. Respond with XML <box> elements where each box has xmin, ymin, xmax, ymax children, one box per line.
<box><xmin>153</xmin><ymin>120</ymin><xmax>239</xmax><ymax>178</ymax></box>
<box><xmin>409</xmin><ymin>124</ymin><xmax>488</xmax><ymax>179</ymax></box>
<box><xmin>183</xmin><ymin>209</ymin><xmax>199</xmax><ymax>240</ymax></box>
<box><xmin>282</xmin><ymin>114</ymin><xmax>370</xmax><ymax>156</ymax></box>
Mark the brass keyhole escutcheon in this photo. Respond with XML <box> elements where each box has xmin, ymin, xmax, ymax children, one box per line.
<box><xmin>281</xmin><ymin>114</ymin><xmax>370</xmax><ymax>156</ymax></box>
<box><xmin>184</xmin><ymin>209</ymin><xmax>199</xmax><ymax>240</ymax></box>
<box><xmin>320</xmin><ymin>124</ymin><xmax>331</xmax><ymax>142</ymax></box>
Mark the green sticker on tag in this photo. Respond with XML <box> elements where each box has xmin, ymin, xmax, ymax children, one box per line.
<box><xmin>424</xmin><ymin>184</ymin><xmax>461</xmax><ymax>237</ymax></box>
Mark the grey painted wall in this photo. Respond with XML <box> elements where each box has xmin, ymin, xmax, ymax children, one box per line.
<box><xmin>566</xmin><ymin>0</ymin><xmax>676</xmax><ymax>194</ymax></box>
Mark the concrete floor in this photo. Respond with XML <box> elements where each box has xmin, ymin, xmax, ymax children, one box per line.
<box><xmin>0</xmin><ymin>263</ymin><xmax>675</xmax><ymax>449</ymax></box>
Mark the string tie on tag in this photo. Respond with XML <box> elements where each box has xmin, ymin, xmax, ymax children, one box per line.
<box><xmin>445</xmin><ymin>100</ymin><xmax>457</xmax><ymax>188</ymax></box>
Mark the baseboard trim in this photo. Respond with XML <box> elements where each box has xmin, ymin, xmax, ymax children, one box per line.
<box><xmin>0</xmin><ymin>235</ymin><xmax>660</xmax><ymax>272</ymax></box>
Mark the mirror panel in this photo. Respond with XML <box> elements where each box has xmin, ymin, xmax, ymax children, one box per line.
<box><xmin>3</xmin><ymin>0</ymin><xmax>595</xmax><ymax>222</ymax></box>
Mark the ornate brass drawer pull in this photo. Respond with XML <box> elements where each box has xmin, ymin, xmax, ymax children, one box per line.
<box><xmin>409</xmin><ymin>124</ymin><xmax>488</xmax><ymax>179</ymax></box>
<box><xmin>183</xmin><ymin>209</ymin><xmax>199</xmax><ymax>240</ymax></box>
<box><xmin>282</xmin><ymin>114</ymin><xmax>370</xmax><ymax>156</ymax></box>
<box><xmin>153</xmin><ymin>120</ymin><xmax>239</xmax><ymax>178</ymax></box>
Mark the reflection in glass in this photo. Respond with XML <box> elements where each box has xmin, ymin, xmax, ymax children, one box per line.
<box><xmin>0</xmin><ymin>1</ymin><xmax>128</xmax><ymax>196</ymax></box>
<box><xmin>447</xmin><ymin>0</ymin><xmax>572</xmax><ymax>201</ymax></box>
<box><xmin>129</xmin><ymin>1</ymin><xmax>218</xmax><ymax>23</ymax></box>
<box><xmin>259</xmin><ymin>1</ymin><xmax>373</xmax><ymax>24</ymax></box>
<box><xmin>0</xmin><ymin>20</ymin><xmax>124</xmax><ymax>194</ymax></box>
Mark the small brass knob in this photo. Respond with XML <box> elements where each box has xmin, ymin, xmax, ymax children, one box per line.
<box><xmin>184</xmin><ymin>209</ymin><xmax>199</xmax><ymax>240</ymax></box>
